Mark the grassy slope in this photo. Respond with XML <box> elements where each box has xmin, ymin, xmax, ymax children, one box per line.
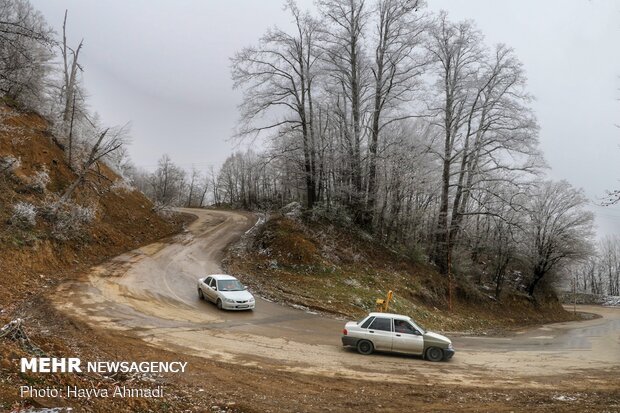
<box><xmin>227</xmin><ymin>214</ymin><xmax>575</xmax><ymax>333</ymax></box>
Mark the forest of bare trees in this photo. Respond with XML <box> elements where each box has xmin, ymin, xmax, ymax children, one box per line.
<box><xmin>128</xmin><ymin>0</ymin><xmax>600</xmax><ymax>299</ymax></box>
<box><xmin>220</xmin><ymin>0</ymin><xmax>596</xmax><ymax>298</ymax></box>
<box><xmin>1</xmin><ymin>0</ymin><xmax>603</xmax><ymax>300</ymax></box>
<box><xmin>573</xmin><ymin>236</ymin><xmax>620</xmax><ymax>297</ymax></box>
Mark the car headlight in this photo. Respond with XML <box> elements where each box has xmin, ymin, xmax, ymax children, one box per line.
<box><xmin>249</xmin><ymin>297</ymin><xmax>255</xmax><ymax>302</ymax></box>
<box><xmin>224</xmin><ymin>297</ymin><xmax>235</xmax><ymax>303</ymax></box>
<box><xmin>448</xmin><ymin>343</ymin><xmax>453</xmax><ymax>349</ymax></box>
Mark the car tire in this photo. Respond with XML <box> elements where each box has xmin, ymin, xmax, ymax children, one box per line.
<box><xmin>426</xmin><ymin>347</ymin><xmax>444</xmax><ymax>362</ymax></box>
<box><xmin>216</xmin><ymin>299</ymin><xmax>223</xmax><ymax>310</ymax></box>
<box><xmin>198</xmin><ymin>289</ymin><xmax>204</xmax><ymax>300</ymax></box>
<box><xmin>356</xmin><ymin>340</ymin><xmax>374</xmax><ymax>355</ymax></box>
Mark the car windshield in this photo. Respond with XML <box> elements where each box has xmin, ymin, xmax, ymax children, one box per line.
<box><xmin>217</xmin><ymin>279</ymin><xmax>245</xmax><ymax>292</ymax></box>
<box><xmin>409</xmin><ymin>319</ymin><xmax>426</xmax><ymax>334</ymax></box>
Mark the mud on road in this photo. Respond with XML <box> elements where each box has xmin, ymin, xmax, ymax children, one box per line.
<box><xmin>53</xmin><ymin>209</ymin><xmax>620</xmax><ymax>409</ymax></box>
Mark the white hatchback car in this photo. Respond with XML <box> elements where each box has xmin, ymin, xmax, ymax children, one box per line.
<box><xmin>197</xmin><ymin>274</ymin><xmax>255</xmax><ymax>311</ymax></box>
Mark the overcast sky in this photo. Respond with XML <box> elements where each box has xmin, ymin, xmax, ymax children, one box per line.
<box><xmin>31</xmin><ymin>0</ymin><xmax>620</xmax><ymax>238</ymax></box>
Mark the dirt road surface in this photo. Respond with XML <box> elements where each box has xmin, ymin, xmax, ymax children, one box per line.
<box><xmin>54</xmin><ymin>209</ymin><xmax>620</xmax><ymax>390</ymax></box>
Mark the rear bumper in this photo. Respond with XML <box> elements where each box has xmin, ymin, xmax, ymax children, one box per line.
<box><xmin>341</xmin><ymin>335</ymin><xmax>359</xmax><ymax>347</ymax></box>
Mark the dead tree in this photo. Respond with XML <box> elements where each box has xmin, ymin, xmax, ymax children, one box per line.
<box><xmin>54</xmin><ymin>126</ymin><xmax>124</xmax><ymax>210</ymax></box>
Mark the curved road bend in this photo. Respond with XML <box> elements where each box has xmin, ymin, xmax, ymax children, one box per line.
<box><xmin>54</xmin><ymin>209</ymin><xmax>620</xmax><ymax>388</ymax></box>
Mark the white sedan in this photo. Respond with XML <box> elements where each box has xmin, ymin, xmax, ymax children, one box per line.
<box><xmin>197</xmin><ymin>274</ymin><xmax>255</xmax><ymax>311</ymax></box>
<box><xmin>342</xmin><ymin>312</ymin><xmax>454</xmax><ymax>361</ymax></box>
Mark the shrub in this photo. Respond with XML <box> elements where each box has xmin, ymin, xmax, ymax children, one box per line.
<box><xmin>11</xmin><ymin>202</ymin><xmax>37</xmax><ymax>229</ymax></box>
<box><xmin>29</xmin><ymin>167</ymin><xmax>50</xmax><ymax>192</ymax></box>
<box><xmin>111</xmin><ymin>178</ymin><xmax>134</xmax><ymax>193</ymax></box>
<box><xmin>0</xmin><ymin>155</ymin><xmax>21</xmax><ymax>176</ymax></box>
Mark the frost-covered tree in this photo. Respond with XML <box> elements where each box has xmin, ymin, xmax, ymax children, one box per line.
<box><xmin>522</xmin><ymin>181</ymin><xmax>594</xmax><ymax>297</ymax></box>
<box><xmin>0</xmin><ymin>0</ymin><xmax>54</xmax><ymax>108</ymax></box>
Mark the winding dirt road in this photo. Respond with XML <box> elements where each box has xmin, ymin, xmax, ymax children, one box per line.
<box><xmin>54</xmin><ymin>209</ymin><xmax>620</xmax><ymax>389</ymax></box>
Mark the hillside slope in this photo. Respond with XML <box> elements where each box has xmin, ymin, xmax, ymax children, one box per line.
<box><xmin>227</xmin><ymin>212</ymin><xmax>575</xmax><ymax>333</ymax></box>
<box><xmin>0</xmin><ymin>105</ymin><xmax>187</xmax><ymax>308</ymax></box>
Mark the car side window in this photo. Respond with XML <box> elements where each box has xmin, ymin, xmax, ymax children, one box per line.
<box><xmin>394</xmin><ymin>319</ymin><xmax>418</xmax><ymax>335</ymax></box>
<box><xmin>360</xmin><ymin>316</ymin><xmax>375</xmax><ymax>329</ymax></box>
<box><xmin>368</xmin><ymin>317</ymin><xmax>392</xmax><ymax>332</ymax></box>
<box><xmin>210</xmin><ymin>279</ymin><xmax>217</xmax><ymax>289</ymax></box>
<box><xmin>205</xmin><ymin>277</ymin><xmax>212</xmax><ymax>286</ymax></box>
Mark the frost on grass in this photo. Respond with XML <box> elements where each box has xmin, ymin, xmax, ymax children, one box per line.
<box><xmin>41</xmin><ymin>201</ymin><xmax>97</xmax><ymax>240</ymax></box>
<box><xmin>11</xmin><ymin>201</ymin><xmax>37</xmax><ymax>228</ymax></box>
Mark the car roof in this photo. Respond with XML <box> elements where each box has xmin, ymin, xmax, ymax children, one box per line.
<box><xmin>204</xmin><ymin>274</ymin><xmax>237</xmax><ymax>281</ymax></box>
<box><xmin>367</xmin><ymin>312</ymin><xmax>411</xmax><ymax>320</ymax></box>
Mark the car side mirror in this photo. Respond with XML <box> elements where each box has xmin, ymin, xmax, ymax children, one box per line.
<box><xmin>213</xmin><ymin>286</ymin><xmax>218</xmax><ymax>291</ymax></box>
<box><xmin>244</xmin><ymin>286</ymin><xmax>248</xmax><ymax>290</ymax></box>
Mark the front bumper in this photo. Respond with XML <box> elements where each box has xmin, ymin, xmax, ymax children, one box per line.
<box><xmin>222</xmin><ymin>300</ymin><xmax>255</xmax><ymax>310</ymax></box>
<box><xmin>443</xmin><ymin>347</ymin><xmax>455</xmax><ymax>360</ymax></box>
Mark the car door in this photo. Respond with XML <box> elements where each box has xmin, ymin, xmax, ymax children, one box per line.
<box><xmin>201</xmin><ymin>277</ymin><xmax>212</xmax><ymax>300</ymax></box>
<box><xmin>391</xmin><ymin>320</ymin><xmax>424</xmax><ymax>355</ymax></box>
<box><xmin>207</xmin><ymin>278</ymin><xmax>218</xmax><ymax>302</ymax></box>
<box><xmin>366</xmin><ymin>317</ymin><xmax>393</xmax><ymax>351</ymax></box>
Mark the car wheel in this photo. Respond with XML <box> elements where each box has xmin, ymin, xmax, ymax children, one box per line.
<box><xmin>216</xmin><ymin>299</ymin><xmax>223</xmax><ymax>310</ymax></box>
<box><xmin>426</xmin><ymin>347</ymin><xmax>444</xmax><ymax>362</ymax></box>
<box><xmin>198</xmin><ymin>289</ymin><xmax>204</xmax><ymax>300</ymax></box>
<box><xmin>356</xmin><ymin>340</ymin><xmax>374</xmax><ymax>355</ymax></box>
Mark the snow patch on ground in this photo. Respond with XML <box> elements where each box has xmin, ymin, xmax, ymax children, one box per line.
<box><xmin>291</xmin><ymin>303</ymin><xmax>319</xmax><ymax>315</ymax></box>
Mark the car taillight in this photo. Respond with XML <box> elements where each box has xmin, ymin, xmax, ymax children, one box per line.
<box><xmin>342</xmin><ymin>329</ymin><xmax>348</xmax><ymax>335</ymax></box>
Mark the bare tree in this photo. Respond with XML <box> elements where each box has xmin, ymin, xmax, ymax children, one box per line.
<box><xmin>209</xmin><ymin>166</ymin><xmax>221</xmax><ymax>206</ymax></box>
<box><xmin>149</xmin><ymin>154</ymin><xmax>186</xmax><ymax>208</ymax></box>
<box><xmin>318</xmin><ymin>0</ymin><xmax>370</xmax><ymax>220</ymax></box>
<box><xmin>232</xmin><ymin>1</ymin><xmax>321</xmax><ymax>209</ymax></box>
<box><xmin>366</xmin><ymin>0</ymin><xmax>426</xmax><ymax>227</ymax></box>
<box><xmin>55</xmin><ymin>124</ymin><xmax>127</xmax><ymax>208</ymax></box>
<box><xmin>186</xmin><ymin>167</ymin><xmax>199</xmax><ymax>207</ymax></box>
<box><xmin>198</xmin><ymin>172</ymin><xmax>210</xmax><ymax>207</ymax></box>
<box><xmin>578</xmin><ymin>236</ymin><xmax>620</xmax><ymax>296</ymax></box>
<box><xmin>603</xmin><ymin>189</ymin><xmax>620</xmax><ymax>206</ymax></box>
<box><xmin>522</xmin><ymin>180</ymin><xmax>594</xmax><ymax>297</ymax></box>
<box><xmin>0</xmin><ymin>0</ymin><xmax>54</xmax><ymax>108</ymax></box>
<box><xmin>58</xmin><ymin>10</ymin><xmax>85</xmax><ymax>164</ymax></box>
<box><xmin>426</xmin><ymin>12</ymin><xmax>484</xmax><ymax>274</ymax></box>
<box><xmin>599</xmin><ymin>236</ymin><xmax>620</xmax><ymax>296</ymax></box>
<box><xmin>427</xmin><ymin>14</ymin><xmax>542</xmax><ymax>277</ymax></box>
